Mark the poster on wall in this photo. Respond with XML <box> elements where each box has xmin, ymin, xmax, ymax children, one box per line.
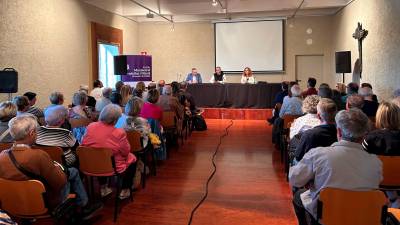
<box><xmin>121</xmin><ymin>55</ymin><xmax>152</xmax><ymax>82</ymax></box>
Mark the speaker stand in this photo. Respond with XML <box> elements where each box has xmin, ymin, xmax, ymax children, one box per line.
<box><xmin>342</xmin><ymin>73</ymin><xmax>345</xmax><ymax>83</ymax></box>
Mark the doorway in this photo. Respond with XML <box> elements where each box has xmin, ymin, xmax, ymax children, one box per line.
<box><xmin>295</xmin><ymin>55</ymin><xmax>324</xmax><ymax>90</ymax></box>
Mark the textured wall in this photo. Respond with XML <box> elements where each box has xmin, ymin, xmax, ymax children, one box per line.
<box><xmin>138</xmin><ymin>17</ymin><xmax>333</xmax><ymax>85</ymax></box>
<box><xmin>332</xmin><ymin>0</ymin><xmax>400</xmax><ymax>100</ymax></box>
<box><xmin>0</xmin><ymin>0</ymin><xmax>139</xmax><ymax>107</ymax></box>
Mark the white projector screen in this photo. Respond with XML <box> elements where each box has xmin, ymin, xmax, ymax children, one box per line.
<box><xmin>215</xmin><ymin>20</ymin><xmax>284</xmax><ymax>72</ymax></box>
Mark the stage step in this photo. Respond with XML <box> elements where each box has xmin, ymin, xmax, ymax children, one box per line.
<box><xmin>201</xmin><ymin>108</ymin><xmax>272</xmax><ymax>120</ymax></box>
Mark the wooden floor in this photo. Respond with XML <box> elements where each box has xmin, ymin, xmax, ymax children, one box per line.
<box><xmin>38</xmin><ymin>119</ymin><xmax>296</xmax><ymax>225</ymax></box>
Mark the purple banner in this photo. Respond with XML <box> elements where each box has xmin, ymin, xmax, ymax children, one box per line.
<box><xmin>121</xmin><ymin>55</ymin><xmax>152</xmax><ymax>82</ymax></box>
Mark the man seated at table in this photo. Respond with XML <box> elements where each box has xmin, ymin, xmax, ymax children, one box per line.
<box><xmin>209</xmin><ymin>66</ymin><xmax>226</xmax><ymax>83</ymax></box>
<box><xmin>186</xmin><ymin>68</ymin><xmax>203</xmax><ymax>84</ymax></box>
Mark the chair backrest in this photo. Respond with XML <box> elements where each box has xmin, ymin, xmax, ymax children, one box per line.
<box><xmin>31</xmin><ymin>145</ymin><xmax>63</xmax><ymax>164</ymax></box>
<box><xmin>283</xmin><ymin>115</ymin><xmax>300</xmax><ymax>129</ymax></box>
<box><xmin>379</xmin><ymin>155</ymin><xmax>400</xmax><ymax>189</ymax></box>
<box><xmin>69</xmin><ymin>118</ymin><xmax>91</xmax><ymax>129</ymax></box>
<box><xmin>126</xmin><ymin>130</ymin><xmax>143</xmax><ymax>153</ymax></box>
<box><xmin>318</xmin><ymin>188</ymin><xmax>387</xmax><ymax>225</ymax></box>
<box><xmin>0</xmin><ymin>178</ymin><xmax>48</xmax><ymax>217</ymax></box>
<box><xmin>0</xmin><ymin>143</ymin><xmax>13</xmax><ymax>152</ymax></box>
<box><xmin>77</xmin><ymin>146</ymin><xmax>116</xmax><ymax>176</ymax></box>
<box><xmin>161</xmin><ymin>111</ymin><xmax>176</xmax><ymax>128</ymax></box>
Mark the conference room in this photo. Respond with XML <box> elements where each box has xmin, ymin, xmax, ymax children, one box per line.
<box><xmin>1</xmin><ymin>0</ymin><xmax>400</xmax><ymax>224</ymax></box>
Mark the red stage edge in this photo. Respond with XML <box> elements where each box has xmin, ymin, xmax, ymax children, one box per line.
<box><xmin>201</xmin><ymin>108</ymin><xmax>273</xmax><ymax>120</ymax></box>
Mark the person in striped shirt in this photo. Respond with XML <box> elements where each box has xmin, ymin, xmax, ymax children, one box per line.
<box><xmin>23</xmin><ymin>92</ymin><xmax>44</xmax><ymax>119</ymax></box>
<box><xmin>36</xmin><ymin>105</ymin><xmax>79</xmax><ymax>167</ymax></box>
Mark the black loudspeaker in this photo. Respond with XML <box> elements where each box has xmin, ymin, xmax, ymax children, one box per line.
<box><xmin>0</xmin><ymin>68</ymin><xmax>18</xmax><ymax>93</ymax></box>
<box><xmin>335</xmin><ymin>51</ymin><xmax>352</xmax><ymax>73</ymax></box>
<box><xmin>114</xmin><ymin>55</ymin><xmax>127</xmax><ymax>75</ymax></box>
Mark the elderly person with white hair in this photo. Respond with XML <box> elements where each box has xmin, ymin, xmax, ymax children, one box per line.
<box><xmin>279</xmin><ymin>84</ymin><xmax>303</xmax><ymax>118</ymax></box>
<box><xmin>289</xmin><ymin>109</ymin><xmax>382</xmax><ymax>225</ymax></box>
<box><xmin>95</xmin><ymin>87</ymin><xmax>112</xmax><ymax>112</ymax></box>
<box><xmin>289</xmin><ymin>95</ymin><xmax>321</xmax><ymax>139</ymax></box>
<box><xmin>359</xmin><ymin>87</ymin><xmax>379</xmax><ymax>117</ymax></box>
<box><xmin>0</xmin><ymin>116</ymin><xmax>102</xmax><ymax>216</ymax></box>
<box><xmin>0</xmin><ymin>101</ymin><xmax>17</xmax><ymax>143</ymax></box>
<box><xmin>82</xmin><ymin>104</ymin><xmax>137</xmax><ymax>199</ymax></box>
<box><xmin>36</xmin><ymin>105</ymin><xmax>79</xmax><ymax>167</ymax></box>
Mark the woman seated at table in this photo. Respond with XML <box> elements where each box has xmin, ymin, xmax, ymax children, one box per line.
<box><xmin>240</xmin><ymin>67</ymin><xmax>255</xmax><ymax>84</ymax></box>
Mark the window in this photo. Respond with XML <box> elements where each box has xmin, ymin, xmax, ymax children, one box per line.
<box><xmin>98</xmin><ymin>43</ymin><xmax>120</xmax><ymax>88</ymax></box>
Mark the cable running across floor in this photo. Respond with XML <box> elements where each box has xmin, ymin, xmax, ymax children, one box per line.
<box><xmin>187</xmin><ymin>119</ymin><xmax>234</xmax><ymax>225</ymax></box>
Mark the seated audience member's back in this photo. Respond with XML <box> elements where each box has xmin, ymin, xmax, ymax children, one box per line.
<box><xmin>279</xmin><ymin>84</ymin><xmax>303</xmax><ymax>118</ymax></box>
<box><xmin>294</xmin><ymin>98</ymin><xmax>338</xmax><ymax>161</ymax></box>
<box><xmin>363</xmin><ymin>101</ymin><xmax>400</xmax><ymax>155</ymax></box>
<box><xmin>23</xmin><ymin>92</ymin><xmax>44</xmax><ymax>119</ymax></box>
<box><xmin>0</xmin><ymin>101</ymin><xmax>17</xmax><ymax>143</ymax></box>
<box><xmin>359</xmin><ymin>87</ymin><xmax>379</xmax><ymax>117</ymax></box>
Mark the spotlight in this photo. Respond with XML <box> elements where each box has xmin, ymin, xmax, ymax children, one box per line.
<box><xmin>212</xmin><ymin>0</ymin><xmax>218</xmax><ymax>7</ymax></box>
<box><xmin>146</xmin><ymin>11</ymin><xmax>154</xmax><ymax>18</ymax></box>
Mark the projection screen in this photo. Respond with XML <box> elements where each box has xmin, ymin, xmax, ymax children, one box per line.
<box><xmin>215</xmin><ymin>20</ymin><xmax>284</xmax><ymax>73</ymax></box>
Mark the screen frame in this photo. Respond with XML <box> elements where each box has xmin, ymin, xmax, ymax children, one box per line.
<box><xmin>214</xmin><ymin>19</ymin><xmax>285</xmax><ymax>74</ymax></box>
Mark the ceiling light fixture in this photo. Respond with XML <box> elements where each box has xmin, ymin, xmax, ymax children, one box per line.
<box><xmin>212</xmin><ymin>0</ymin><xmax>218</xmax><ymax>7</ymax></box>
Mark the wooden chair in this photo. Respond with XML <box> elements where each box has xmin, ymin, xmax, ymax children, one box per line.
<box><xmin>388</xmin><ymin>208</ymin><xmax>400</xmax><ymax>225</ymax></box>
<box><xmin>161</xmin><ymin>111</ymin><xmax>179</xmax><ymax>149</ymax></box>
<box><xmin>280</xmin><ymin>115</ymin><xmax>300</xmax><ymax>171</ymax></box>
<box><xmin>77</xmin><ymin>146</ymin><xmax>131</xmax><ymax>222</ymax></box>
<box><xmin>0</xmin><ymin>142</ymin><xmax>13</xmax><ymax>152</ymax></box>
<box><xmin>317</xmin><ymin>188</ymin><xmax>387</xmax><ymax>225</ymax></box>
<box><xmin>0</xmin><ymin>178</ymin><xmax>75</xmax><ymax>222</ymax></box>
<box><xmin>69</xmin><ymin>118</ymin><xmax>91</xmax><ymax>129</ymax></box>
<box><xmin>32</xmin><ymin>145</ymin><xmax>64</xmax><ymax>165</ymax></box>
<box><xmin>378</xmin><ymin>156</ymin><xmax>400</xmax><ymax>189</ymax></box>
<box><xmin>126</xmin><ymin>130</ymin><xmax>150</xmax><ymax>189</ymax></box>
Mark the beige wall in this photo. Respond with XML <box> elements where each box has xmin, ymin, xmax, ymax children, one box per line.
<box><xmin>332</xmin><ymin>0</ymin><xmax>400</xmax><ymax>100</ymax></box>
<box><xmin>138</xmin><ymin>17</ymin><xmax>333</xmax><ymax>86</ymax></box>
<box><xmin>0</xmin><ymin>0</ymin><xmax>139</xmax><ymax>107</ymax></box>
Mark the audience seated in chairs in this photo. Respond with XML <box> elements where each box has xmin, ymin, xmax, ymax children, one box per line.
<box><xmin>133</xmin><ymin>81</ymin><xmax>146</xmax><ymax>99</ymax></box>
<box><xmin>158</xmin><ymin>80</ymin><xmax>166</xmax><ymax>95</ymax></box>
<box><xmin>346</xmin><ymin>94</ymin><xmax>364</xmax><ymax>110</ymax></box>
<box><xmin>361</xmin><ymin>83</ymin><xmax>378</xmax><ymax>102</ymax></box>
<box><xmin>0</xmin><ymin>116</ymin><xmax>101</xmax><ymax>217</ymax></box>
<box><xmin>95</xmin><ymin>87</ymin><xmax>112</xmax><ymax>112</ymax></box>
<box><xmin>36</xmin><ymin>105</ymin><xmax>79</xmax><ymax>167</ymax></box>
<box><xmin>12</xmin><ymin>96</ymin><xmax>36</xmax><ymax>119</ymax></box>
<box><xmin>120</xmin><ymin>85</ymin><xmax>131</xmax><ymax>107</ymax></box>
<box><xmin>23</xmin><ymin>92</ymin><xmax>44</xmax><ymax>120</ymax></box>
<box><xmin>301</xmin><ymin>77</ymin><xmax>318</xmax><ymax>98</ymax></box>
<box><xmin>69</xmin><ymin>91</ymin><xmax>92</xmax><ymax>143</ymax></box>
<box><xmin>290</xmin><ymin>95</ymin><xmax>321</xmax><ymax>139</ymax></box>
<box><xmin>78</xmin><ymin>85</ymin><xmax>96</xmax><ymax>109</ymax></box>
<box><xmin>341</xmin><ymin>82</ymin><xmax>359</xmax><ymax>105</ymax></box>
<box><xmin>359</xmin><ymin>86</ymin><xmax>379</xmax><ymax>117</ymax></box>
<box><xmin>89</xmin><ymin>79</ymin><xmax>103</xmax><ymax>101</ymax></box>
<box><xmin>157</xmin><ymin>85</ymin><xmax>184</xmax><ymax>122</ymax></box>
<box><xmin>45</xmin><ymin>91</ymin><xmax>64</xmax><ymax>112</ymax></box>
<box><xmin>116</xmin><ymin>97</ymin><xmax>151</xmax><ymax>148</ymax></box>
<box><xmin>289</xmin><ymin>109</ymin><xmax>382</xmax><ymax>225</ymax></box>
<box><xmin>140</xmin><ymin>89</ymin><xmax>163</xmax><ymax>121</ymax></box>
<box><xmin>0</xmin><ymin>102</ymin><xmax>17</xmax><ymax>143</ymax></box>
<box><xmin>279</xmin><ymin>84</ymin><xmax>303</xmax><ymax>118</ymax></box>
<box><xmin>362</xmin><ymin>101</ymin><xmax>400</xmax><ymax>208</ymax></box>
<box><xmin>267</xmin><ymin>81</ymin><xmax>289</xmax><ymax>124</ymax></box>
<box><xmin>293</xmin><ymin>98</ymin><xmax>338</xmax><ymax>162</ymax></box>
<box><xmin>82</xmin><ymin>104</ymin><xmax>137</xmax><ymax>200</ymax></box>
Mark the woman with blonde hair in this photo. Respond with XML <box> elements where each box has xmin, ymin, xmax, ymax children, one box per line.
<box><xmin>362</xmin><ymin>101</ymin><xmax>400</xmax><ymax>155</ymax></box>
<box><xmin>289</xmin><ymin>95</ymin><xmax>321</xmax><ymax>139</ymax></box>
<box><xmin>120</xmin><ymin>85</ymin><xmax>132</xmax><ymax>107</ymax></box>
<box><xmin>240</xmin><ymin>67</ymin><xmax>255</xmax><ymax>84</ymax></box>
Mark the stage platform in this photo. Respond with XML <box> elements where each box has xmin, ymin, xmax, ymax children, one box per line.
<box><xmin>201</xmin><ymin>108</ymin><xmax>272</xmax><ymax>120</ymax></box>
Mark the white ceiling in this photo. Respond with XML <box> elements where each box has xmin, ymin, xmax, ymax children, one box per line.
<box><xmin>82</xmin><ymin>0</ymin><xmax>353</xmax><ymax>22</ymax></box>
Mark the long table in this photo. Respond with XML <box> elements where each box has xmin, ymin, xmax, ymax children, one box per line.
<box><xmin>186</xmin><ymin>83</ymin><xmax>282</xmax><ymax>109</ymax></box>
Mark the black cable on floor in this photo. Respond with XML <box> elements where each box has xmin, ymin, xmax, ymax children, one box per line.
<box><xmin>187</xmin><ymin>119</ymin><xmax>234</xmax><ymax>225</ymax></box>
